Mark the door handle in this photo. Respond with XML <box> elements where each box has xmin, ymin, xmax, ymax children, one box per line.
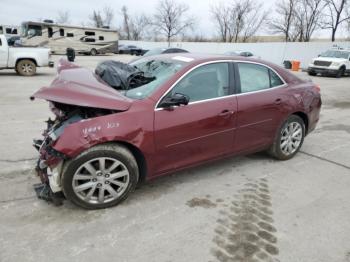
<box><xmin>218</xmin><ymin>110</ymin><xmax>234</xmax><ymax>117</ymax></box>
<box><xmin>275</xmin><ymin>98</ymin><xmax>282</xmax><ymax>105</ymax></box>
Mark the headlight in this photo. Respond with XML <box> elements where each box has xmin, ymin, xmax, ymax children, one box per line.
<box><xmin>332</xmin><ymin>62</ymin><xmax>341</xmax><ymax>66</ymax></box>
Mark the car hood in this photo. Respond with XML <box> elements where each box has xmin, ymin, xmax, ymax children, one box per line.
<box><xmin>314</xmin><ymin>57</ymin><xmax>346</xmax><ymax>62</ymax></box>
<box><xmin>31</xmin><ymin>59</ymin><xmax>133</xmax><ymax>111</ymax></box>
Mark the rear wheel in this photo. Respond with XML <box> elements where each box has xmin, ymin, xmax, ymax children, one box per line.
<box><xmin>61</xmin><ymin>144</ymin><xmax>139</xmax><ymax>209</ymax></box>
<box><xmin>268</xmin><ymin>115</ymin><xmax>305</xmax><ymax>160</ymax></box>
<box><xmin>16</xmin><ymin>59</ymin><xmax>36</xmax><ymax>76</ymax></box>
<box><xmin>90</xmin><ymin>48</ymin><xmax>97</xmax><ymax>56</ymax></box>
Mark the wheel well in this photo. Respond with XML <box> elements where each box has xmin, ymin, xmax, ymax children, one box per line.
<box><xmin>293</xmin><ymin>112</ymin><xmax>309</xmax><ymax>134</ymax></box>
<box><xmin>115</xmin><ymin>141</ymin><xmax>148</xmax><ymax>183</ymax></box>
<box><xmin>339</xmin><ymin>65</ymin><xmax>346</xmax><ymax>70</ymax></box>
<box><xmin>16</xmin><ymin>58</ymin><xmax>37</xmax><ymax>66</ymax></box>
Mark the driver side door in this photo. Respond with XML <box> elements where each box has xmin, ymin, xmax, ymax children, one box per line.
<box><xmin>153</xmin><ymin>62</ymin><xmax>237</xmax><ymax>174</ymax></box>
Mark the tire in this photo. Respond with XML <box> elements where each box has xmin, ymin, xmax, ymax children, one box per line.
<box><xmin>90</xmin><ymin>48</ymin><xmax>97</xmax><ymax>56</ymax></box>
<box><xmin>308</xmin><ymin>71</ymin><xmax>316</xmax><ymax>76</ymax></box>
<box><xmin>16</xmin><ymin>59</ymin><xmax>36</xmax><ymax>76</ymax></box>
<box><xmin>336</xmin><ymin>67</ymin><xmax>345</xmax><ymax>78</ymax></box>
<box><xmin>268</xmin><ymin>115</ymin><xmax>305</xmax><ymax>160</ymax></box>
<box><xmin>61</xmin><ymin>143</ymin><xmax>139</xmax><ymax>209</ymax></box>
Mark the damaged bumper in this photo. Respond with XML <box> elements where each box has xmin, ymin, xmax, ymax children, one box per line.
<box><xmin>33</xmin><ymin>138</ymin><xmax>67</xmax><ymax>205</ymax></box>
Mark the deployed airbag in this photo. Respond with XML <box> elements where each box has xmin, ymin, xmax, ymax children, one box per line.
<box><xmin>95</xmin><ymin>60</ymin><xmax>155</xmax><ymax>90</ymax></box>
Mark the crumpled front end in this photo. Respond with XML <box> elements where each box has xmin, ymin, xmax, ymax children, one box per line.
<box><xmin>33</xmin><ymin>101</ymin><xmax>117</xmax><ymax>205</ymax></box>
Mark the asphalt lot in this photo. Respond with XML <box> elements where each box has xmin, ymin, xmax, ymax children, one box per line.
<box><xmin>0</xmin><ymin>55</ymin><xmax>350</xmax><ymax>262</ymax></box>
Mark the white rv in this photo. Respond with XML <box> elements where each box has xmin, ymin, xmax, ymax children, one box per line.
<box><xmin>0</xmin><ymin>25</ymin><xmax>19</xmax><ymax>37</ymax></box>
<box><xmin>20</xmin><ymin>21</ymin><xmax>119</xmax><ymax>55</ymax></box>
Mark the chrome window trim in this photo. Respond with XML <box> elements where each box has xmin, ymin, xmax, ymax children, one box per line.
<box><xmin>154</xmin><ymin>59</ymin><xmax>287</xmax><ymax>111</ymax></box>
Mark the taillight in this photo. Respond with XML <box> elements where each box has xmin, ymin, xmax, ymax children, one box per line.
<box><xmin>314</xmin><ymin>84</ymin><xmax>321</xmax><ymax>93</ymax></box>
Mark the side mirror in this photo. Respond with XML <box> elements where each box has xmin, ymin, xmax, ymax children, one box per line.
<box><xmin>159</xmin><ymin>93</ymin><xmax>189</xmax><ymax>108</ymax></box>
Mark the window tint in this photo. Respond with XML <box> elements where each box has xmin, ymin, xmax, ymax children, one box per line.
<box><xmin>85</xmin><ymin>31</ymin><xmax>95</xmax><ymax>36</ymax></box>
<box><xmin>170</xmin><ymin>63</ymin><xmax>229</xmax><ymax>103</ymax></box>
<box><xmin>238</xmin><ymin>63</ymin><xmax>270</xmax><ymax>93</ymax></box>
<box><xmin>269</xmin><ymin>70</ymin><xmax>284</xmax><ymax>87</ymax></box>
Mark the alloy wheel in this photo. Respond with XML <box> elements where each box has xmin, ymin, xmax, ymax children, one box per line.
<box><xmin>72</xmin><ymin>157</ymin><xmax>130</xmax><ymax>204</ymax></box>
<box><xmin>280</xmin><ymin>122</ymin><xmax>303</xmax><ymax>156</ymax></box>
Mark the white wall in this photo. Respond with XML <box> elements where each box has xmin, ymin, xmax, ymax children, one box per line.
<box><xmin>120</xmin><ymin>40</ymin><xmax>350</xmax><ymax>68</ymax></box>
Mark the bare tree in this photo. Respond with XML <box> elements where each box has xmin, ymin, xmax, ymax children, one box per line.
<box><xmin>153</xmin><ymin>0</ymin><xmax>194</xmax><ymax>45</ymax></box>
<box><xmin>211</xmin><ymin>3</ymin><xmax>231</xmax><ymax>42</ymax></box>
<box><xmin>121</xmin><ymin>6</ymin><xmax>131</xmax><ymax>40</ymax></box>
<box><xmin>103</xmin><ymin>6</ymin><xmax>114</xmax><ymax>27</ymax></box>
<box><xmin>56</xmin><ymin>10</ymin><xmax>71</xmax><ymax>24</ymax></box>
<box><xmin>295</xmin><ymin>0</ymin><xmax>326</xmax><ymax>41</ymax></box>
<box><xmin>322</xmin><ymin>0</ymin><xmax>350</xmax><ymax>41</ymax></box>
<box><xmin>89</xmin><ymin>6</ymin><xmax>114</xmax><ymax>28</ymax></box>
<box><xmin>89</xmin><ymin>10</ymin><xmax>104</xmax><ymax>28</ymax></box>
<box><xmin>130</xmin><ymin>14</ymin><xmax>151</xmax><ymax>40</ymax></box>
<box><xmin>211</xmin><ymin>0</ymin><xmax>267</xmax><ymax>43</ymax></box>
<box><xmin>269</xmin><ymin>0</ymin><xmax>297</xmax><ymax>41</ymax></box>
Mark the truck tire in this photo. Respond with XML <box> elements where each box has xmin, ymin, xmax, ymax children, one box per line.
<box><xmin>61</xmin><ymin>143</ymin><xmax>139</xmax><ymax>209</ymax></box>
<box><xmin>16</xmin><ymin>59</ymin><xmax>36</xmax><ymax>76</ymax></box>
<box><xmin>336</xmin><ymin>66</ymin><xmax>345</xmax><ymax>78</ymax></box>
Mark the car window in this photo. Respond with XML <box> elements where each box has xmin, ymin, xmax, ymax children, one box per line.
<box><xmin>169</xmin><ymin>63</ymin><xmax>230</xmax><ymax>103</ymax></box>
<box><xmin>238</xmin><ymin>63</ymin><xmax>270</xmax><ymax>93</ymax></box>
<box><xmin>238</xmin><ymin>63</ymin><xmax>284</xmax><ymax>93</ymax></box>
<box><xmin>269</xmin><ymin>70</ymin><xmax>284</xmax><ymax>87</ymax></box>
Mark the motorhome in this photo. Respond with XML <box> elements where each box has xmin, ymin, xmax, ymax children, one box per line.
<box><xmin>0</xmin><ymin>25</ymin><xmax>19</xmax><ymax>37</ymax></box>
<box><xmin>20</xmin><ymin>21</ymin><xmax>119</xmax><ymax>55</ymax></box>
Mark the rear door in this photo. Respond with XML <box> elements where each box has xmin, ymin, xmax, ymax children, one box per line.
<box><xmin>234</xmin><ymin>62</ymin><xmax>289</xmax><ymax>152</ymax></box>
<box><xmin>153</xmin><ymin>62</ymin><xmax>237</xmax><ymax>174</ymax></box>
<box><xmin>0</xmin><ymin>38</ymin><xmax>9</xmax><ymax>67</ymax></box>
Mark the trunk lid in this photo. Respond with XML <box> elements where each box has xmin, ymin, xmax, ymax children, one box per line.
<box><xmin>31</xmin><ymin>59</ymin><xmax>132</xmax><ymax>111</ymax></box>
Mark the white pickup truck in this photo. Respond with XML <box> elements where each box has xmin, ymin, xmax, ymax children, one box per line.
<box><xmin>308</xmin><ymin>48</ymin><xmax>350</xmax><ymax>78</ymax></box>
<box><xmin>0</xmin><ymin>34</ymin><xmax>54</xmax><ymax>76</ymax></box>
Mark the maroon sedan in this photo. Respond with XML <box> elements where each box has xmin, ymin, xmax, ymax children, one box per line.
<box><xmin>31</xmin><ymin>54</ymin><xmax>321</xmax><ymax>209</ymax></box>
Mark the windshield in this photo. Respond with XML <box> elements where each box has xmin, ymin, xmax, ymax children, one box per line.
<box><xmin>320</xmin><ymin>50</ymin><xmax>350</xmax><ymax>59</ymax></box>
<box><xmin>143</xmin><ymin>48</ymin><xmax>166</xmax><ymax>57</ymax></box>
<box><xmin>125</xmin><ymin>58</ymin><xmax>186</xmax><ymax>99</ymax></box>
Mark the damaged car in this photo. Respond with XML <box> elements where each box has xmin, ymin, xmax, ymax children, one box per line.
<box><xmin>31</xmin><ymin>54</ymin><xmax>321</xmax><ymax>209</ymax></box>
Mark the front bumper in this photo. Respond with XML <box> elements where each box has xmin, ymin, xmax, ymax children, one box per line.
<box><xmin>308</xmin><ymin>66</ymin><xmax>339</xmax><ymax>75</ymax></box>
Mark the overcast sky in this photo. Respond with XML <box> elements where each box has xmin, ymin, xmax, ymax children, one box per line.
<box><xmin>0</xmin><ymin>0</ymin><xmax>344</xmax><ymax>38</ymax></box>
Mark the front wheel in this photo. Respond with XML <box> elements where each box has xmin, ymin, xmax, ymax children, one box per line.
<box><xmin>16</xmin><ymin>59</ymin><xmax>36</xmax><ymax>76</ymax></box>
<box><xmin>61</xmin><ymin>144</ymin><xmax>139</xmax><ymax>209</ymax></box>
<box><xmin>336</xmin><ymin>67</ymin><xmax>345</xmax><ymax>78</ymax></box>
<box><xmin>268</xmin><ymin>115</ymin><xmax>305</xmax><ymax>160</ymax></box>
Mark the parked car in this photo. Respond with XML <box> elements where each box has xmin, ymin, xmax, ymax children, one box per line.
<box><xmin>118</xmin><ymin>45</ymin><xmax>145</xmax><ymax>55</ymax></box>
<box><xmin>31</xmin><ymin>54</ymin><xmax>321</xmax><ymax>209</ymax></box>
<box><xmin>308</xmin><ymin>48</ymin><xmax>350</xmax><ymax>78</ymax></box>
<box><xmin>0</xmin><ymin>34</ymin><xmax>54</xmax><ymax>76</ymax></box>
<box><xmin>143</xmin><ymin>47</ymin><xmax>189</xmax><ymax>57</ymax></box>
<box><xmin>224</xmin><ymin>50</ymin><xmax>259</xmax><ymax>58</ymax></box>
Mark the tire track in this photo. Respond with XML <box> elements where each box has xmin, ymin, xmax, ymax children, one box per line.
<box><xmin>211</xmin><ymin>178</ymin><xmax>279</xmax><ymax>262</ymax></box>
